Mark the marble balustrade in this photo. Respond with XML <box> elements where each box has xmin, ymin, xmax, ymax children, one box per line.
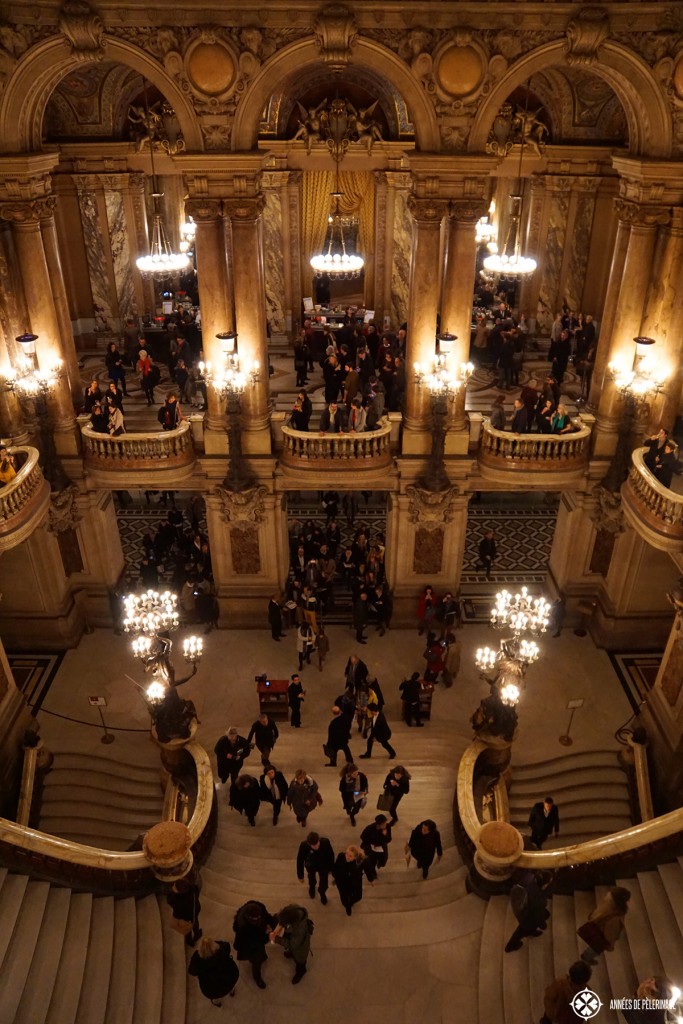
<box><xmin>81</xmin><ymin>422</ymin><xmax>194</xmax><ymax>469</ymax></box>
<box><xmin>479</xmin><ymin>417</ymin><xmax>591</xmax><ymax>469</ymax></box>
<box><xmin>623</xmin><ymin>448</ymin><xmax>683</xmax><ymax>540</ymax></box>
<box><xmin>281</xmin><ymin>419</ymin><xmax>392</xmax><ymax>469</ymax></box>
<box><xmin>0</xmin><ymin>447</ymin><xmax>51</xmax><ymax>553</ymax></box>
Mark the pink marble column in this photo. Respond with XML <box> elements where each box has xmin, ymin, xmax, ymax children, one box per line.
<box><xmin>40</xmin><ymin>212</ymin><xmax>82</xmax><ymax>405</ymax></box>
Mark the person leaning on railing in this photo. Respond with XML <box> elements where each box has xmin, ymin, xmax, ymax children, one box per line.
<box><xmin>319</xmin><ymin>401</ymin><xmax>348</xmax><ymax>434</ymax></box>
<box><xmin>0</xmin><ymin>445</ymin><xmax>17</xmax><ymax>486</ymax></box>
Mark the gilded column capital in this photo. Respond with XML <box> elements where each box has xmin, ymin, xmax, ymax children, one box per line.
<box><xmin>100</xmin><ymin>173</ymin><xmax>132</xmax><ymax>192</ymax></box>
<box><xmin>614</xmin><ymin>198</ymin><xmax>670</xmax><ymax>228</ymax></box>
<box><xmin>184</xmin><ymin>198</ymin><xmax>224</xmax><ymax>223</ymax></box>
<box><xmin>223</xmin><ymin>195</ymin><xmax>266</xmax><ymax>222</ymax></box>
<box><xmin>0</xmin><ymin>196</ymin><xmax>56</xmax><ymax>223</ymax></box>
<box><xmin>448</xmin><ymin>199</ymin><xmax>488</xmax><ymax>225</ymax></box>
<box><xmin>407</xmin><ymin>195</ymin><xmax>449</xmax><ymax>225</ymax></box>
<box><xmin>543</xmin><ymin>175</ymin><xmax>573</xmax><ymax>194</ymax></box>
<box><xmin>72</xmin><ymin>173</ymin><xmax>101</xmax><ymax>195</ymax></box>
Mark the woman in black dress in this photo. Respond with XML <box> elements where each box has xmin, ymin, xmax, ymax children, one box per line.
<box><xmin>188</xmin><ymin>937</ymin><xmax>239</xmax><ymax>1006</ymax></box>
<box><xmin>332</xmin><ymin>845</ymin><xmax>367</xmax><ymax>916</ymax></box>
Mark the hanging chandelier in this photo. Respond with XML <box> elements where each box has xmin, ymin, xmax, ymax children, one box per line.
<box><xmin>310</xmin><ymin>115</ymin><xmax>364</xmax><ymax>280</ymax></box>
<box><xmin>484</xmin><ymin>86</ymin><xmax>537</xmax><ymax>278</ymax></box>
<box><xmin>608</xmin><ymin>336</ymin><xmax>667</xmax><ymax>404</ymax></box>
<box><xmin>135</xmin><ymin>86</ymin><xmax>189</xmax><ymax>277</ymax></box>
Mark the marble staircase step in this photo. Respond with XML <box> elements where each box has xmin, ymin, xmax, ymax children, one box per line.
<box><xmin>527</xmin><ymin>910</ymin><xmax>554</xmax><ymax>1022</ymax></box>
<box><xmin>40</xmin><ymin>801</ymin><xmax>162</xmax><ymax>825</ymax></box>
<box><xmin>572</xmin><ymin>890</ymin><xmax>619</xmax><ymax>1023</ymax></box>
<box><xmin>477</xmin><ymin>896</ymin><xmax>507</xmax><ymax>1024</ymax></box>
<box><xmin>41</xmin><ymin>783</ymin><xmax>164</xmax><ymax>811</ymax></box>
<box><xmin>74</xmin><ymin>896</ymin><xmax>115</xmax><ymax>1024</ymax></box>
<box><xmin>594</xmin><ymin>885</ymin><xmax>638</xmax><ymax>1013</ymax></box>
<box><xmin>657</xmin><ymin>861</ymin><xmax>683</xmax><ymax>937</ymax></box>
<box><xmin>510</xmin><ymin>750</ymin><xmax>622</xmax><ymax>777</ymax></box>
<box><xmin>43</xmin><ymin>768</ymin><xmax>163</xmax><ymax>797</ymax></box>
<box><xmin>14</xmin><ymin>885</ymin><xmax>72</xmax><ymax>1024</ymax></box>
<box><xmin>509</xmin><ymin>767</ymin><xmax>628</xmax><ymax>795</ymax></box>
<box><xmin>159</xmin><ymin>894</ymin><xmax>188</xmax><ymax>1024</ymax></box>
<box><xmin>0</xmin><ymin>874</ymin><xmax>30</xmax><ymax>971</ymax></box>
<box><xmin>0</xmin><ymin>880</ymin><xmax>51</xmax><ymax>1023</ymax></box>
<box><xmin>618</xmin><ymin>875</ymin><xmax>663</xmax><ymax>980</ymax></box>
<box><xmin>48</xmin><ymin>751</ymin><xmax>161</xmax><ymax>777</ymax></box>
<box><xmin>45</xmin><ymin>892</ymin><xmax>93</xmax><ymax>1024</ymax></box>
<box><xmin>132</xmin><ymin>895</ymin><xmax>164</xmax><ymax>1024</ymax></box>
<box><xmin>104</xmin><ymin>897</ymin><xmax>137</xmax><ymax>1024</ymax></box>
<box><xmin>551</xmin><ymin>893</ymin><xmax>580</xmax><ymax>979</ymax></box>
<box><xmin>637</xmin><ymin>870</ymin><xmax>683</xmax><ymax>980</ymax></box>
<box><xmin>39</xmin><ymin>817</ymin><xmax>147</xmax><ymax>843</ymax></box>
<box><xmin>501</xmin><ymin>897</ymin><xmax>532</xmax><ymax>1024</ymax></box>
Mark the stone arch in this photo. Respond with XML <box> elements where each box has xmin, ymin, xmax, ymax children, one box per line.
<box><xmin>468</xmin><ymin>40</ymin><xmax>672</xmax><ymax>158</ymax></box>
<box><xmin>0</xmin><ymin>35</ymin><xmax>203</xmax><ymax>153</ymax></box>
<box><xmin>232</xmin><ymin>37</ymin><xmax>440</xmax><ymax>152</ymax></box>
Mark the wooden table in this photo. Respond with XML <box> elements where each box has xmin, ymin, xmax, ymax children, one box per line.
<box><xmin>256</xmin><ymin>677</ymin><xmax>289</xmax><ymax>720</ymax></box>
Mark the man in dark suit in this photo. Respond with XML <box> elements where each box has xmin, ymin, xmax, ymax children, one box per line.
<box><xmin>528</xmin><ymin>796</ymin><xmax>560</xmax><ymax>848</ymax></box>
<box><xmin>344</xmin><ymin>654</ymin><xmax>368</xmax><ymax>693</ymax></box>
<box><xmin>359</xmin><ymin>709</ymin><xmax>396</xmax><ymax>759</ymax></box>
<box><xmin>510</xmin><ymin>398</ymin><xmax>528</xmax><ymax>433</ymax></box>
<box><xmin>259</xmin><ymin>764</ymin><xmax>289</xmax><ymax>825</ymax></box>
<box><xmin>296</xmin><ymin>831</ymin><xmax>335</xmax><ymax>904</ymax></box>
<box><xmin>247</xmin><ymin>713</ymin><xmax>279</xmax><ymax>765</ymax></box>
<box><xmin>319</xmin><ymin>401</ymin><xmax>347</xmax><ymax>433</ymax></box>
<box><xmin>324</xmin><ymin>706</ymin><xmax>353</xmax><ymax>766</ymax></box>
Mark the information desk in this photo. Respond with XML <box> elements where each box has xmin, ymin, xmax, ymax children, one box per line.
<box><xmin>256</xmin><ymin>677</ymin><xmax>289</xmax><ymax>720</ymax></box>
<box><xmin>400</xmin><ymin>680</ymin><xmax>434</xmax><ymax>723</ymax></box>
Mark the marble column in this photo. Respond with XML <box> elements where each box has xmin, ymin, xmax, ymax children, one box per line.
<box><xmin>72</xmin><ymin>175</ymin><xmax>116</xmax><ymax>334</ymax></box>
<box><xmin>588</xmin><ymin>209</ymin><xmax>631</xmax><ymax>408</ymax></box>
<box><xmin>561</xmin><ymin>177</ymin><xmax>599</xmax><ymax>315</ymax></box>
<box><xmin>0</xmin><ymin>198</ymin><xmax>77</xmax><ymax>447</ymax></box>
<box><xmin>40</xmin><ymin>212</ymin><xmax>82</xmax><ymax>404</ymax></box>
<box><xmin>518</xmin><ymin>176</ymin><xmax>546</xmax><ymax>320</ymax></box>
<box><xmin>639</xmin><ymin>206</ymin><xmax>683</xmax><ymax>431</ymax></box>
<box><xmin>536</xmin><ymin>176</ymin><xmax>572</xmax><ymax>334</ymax></box>
<box><xmin>128</xmin><ymin>173</ymin><xmax>155</xmax><ymax>315</ymax></box>
<box><xmin>185</xmin><ymin>198</ymin><xmax>230</xmax><ymax>451</ymax></box>
<box><xmin>372</xmin><ymin>172</ymin><xmax>389</xmax><ymax>324</ymax></box>
<box><xmin>404</xmin><ymin>196</ymin><xmax>449</xmax><ymax>454</ymax></box>
<box><xmin>284</xmin><ymin>172</ymin><xmax>302</xmax><ymax>330</ymax></box>
<box><xmin>639</xmin><ymin>607</ymin><xmax>683</xmax><ymax>806</ymax></box>
<box><xmin>389</xmin><ymin>183</ymin><xmax>413</xmax><ymax>330</ymax></box>
<box><xmin>224</xmin><ymin>196</ymin><xmax>271</xmax><ymax>455</ymax></box>
<box><xmin>441</xmin><ymin>200</ymin><xmax>487</xmax><ymax>440</ymax></box>
<box><xmin>261</xmin><ymin>175</ymin><xmax>287</xmax><ymax>336</ymax></box>
<box><xmin>594</xmin><ymin>200</ymin><xmax>669</xmax><ymax>455</ymax></box>
<box><xmin>101</xmin><ymin>174</ymin><xmax>139</xmax><ymax>331</ymax></box>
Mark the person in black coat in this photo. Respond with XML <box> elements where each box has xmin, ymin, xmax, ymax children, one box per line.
<box><xmin>296</xmin><ymin>831</ymin><xmax>335</xmax><ymax>904</ymax></box>
<box><xmin>510</xmin><ymin>398</ymin><xmax>528</xmax><ymax>433</ymax></box>
<box><xmin>325</xmin><ymin>706</ymin><xmax>353</xmax><ymax>767</ymax></box>
<box><xmin>232</xmin><ymin>900</ymin><xmax>276</xmax><ymax>989</ymax></box>
<box><xmin>319</xmin><ymin>401</ymin><xmax>347</xmax><ymax>433</ymax></box>
<box><xmin>353</xmin><ymin>591</ymin><xmax>369</xmax><ymax>643</ymax></box>
<box><xmin>214</xmin><ymin>727</ymin><xmax>252</xmax><ymax>784</ymax></box>
<box><xmin>259</xmin><ymin>764</ymin><xmax>289</xmax><ymax>825</ymax></box>
<box><xmin>399</xmin><ymin>672</ymin><xmax>424</xmax><ymax>727</ymax></box>
<box><xmin>339</xmin><ymin>764</ymin><xmax>368</xmax><ymax>826</ymax></box>
<box><xmin>268</xmin><ymin>594</ymin><xmax>284</xmax><ymax>641</ymax></box>
<box><xmin>188</xmin><ymin>937</ymin><xmax>239</xmax><ymax>1006</ymax></box>
<box><xmin>166</xmin><ymin>877</ymin><xmax>202</xmax><ymax>946</ymax></box>
<box><xmin>229</xmin><ymin>774</ymin><xmax>261</xmax><ymax>826</ymax></box>
<box><xmin>476</xmin><ymin>530</ymin><xmax>497</xmax><ymax>580</ymax></box>
<box><xmin>247</xmin><ymin>713</ymin><xmax>279</xmax><ymax>765</ymax></box>
<box><xmin>288</xmin><ymin>674</ymin><xmax>306</xmax><ymax>729</ymax></box>
<box><xmin>504</xmin><ymin>871</ymin><xmax>552</xmax><ymax>952</ymax></box>
<box><xmin>332</xmin><ymin>845</ymin><xmax>367</xmax><ymax>916</ymax></box>
<box><xmin>528</xmin><ymin>797</ymin><xmax>560</xmax><ymax>848</ymax></box>
<box><xmin>360</xmin><ymin>814</ymin><xmax>392</xmax><ymax>880</ymax></box>
<box><xmin>382</xmin><ymin>766</ymin><xmax>411</xmax><ymax>824</ymax></box>
<box><xmin>359</xmin><ymin>709</ymin><xmax>396</xmax><ymax>759</ymax></box>
<box><xmin>407</xmin><ymin>820</ymin><xmax>443</xmax><ymax>879</ymax></box>
<box><xmin>345</xmin><ymin>655</ymin><xmax>368</xmax><ymax>693</ymax></box>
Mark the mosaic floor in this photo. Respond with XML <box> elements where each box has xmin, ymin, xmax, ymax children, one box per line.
<box><xmin>115</xmin><ymin>493</ymin><xmax>207</xmax><ymax>586</ymax></box>
<box><xmin>461</xmin><ymin>504</ymin><xmax>557</xmax><ymax>586</ymax></box>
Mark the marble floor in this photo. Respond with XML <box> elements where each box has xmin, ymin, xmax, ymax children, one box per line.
<box><xmin>35</xmin><ymin>617</ymin><xmax>635</xmax><ymax>1023</ymax></box>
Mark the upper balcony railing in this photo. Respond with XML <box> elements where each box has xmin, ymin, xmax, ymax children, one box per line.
<box><xmin>0</xmin><ymin>446</ymin><xmax>51</xmax><ymax>552</ymax></box>
<box><xmin>622</xmin><ymin>447</ymin><xmax>683</xmax><ymax>550</ymax></box>
<box><xmin>478</xmin><ymin>417</ymin><xmax>591</xmax><ymax>476</ymax></box>
<box><xmin>81</xmin><ymin>422</ymin><xmax>195</xmax><ymax>473</ymax></box>
<box><xmin>280</xmin><ymin>419</ymin><xmax>393</xmax><ymax>471</ymax></box>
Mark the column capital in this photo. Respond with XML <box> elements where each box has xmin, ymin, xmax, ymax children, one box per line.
<box><xmin>72</xmin><ymin>173</ymin><xmax>102</xmax><ymax>195</ymax></box>
<box><xmin>447</xmin><ymin>199</ymin><xmax>488</xmax><ymax>224</ymax></box>
<box><xmin>184</xmin><ymin>197</ymin><xmax>224</xmax><ymax>223</ymax></box>
<box><xmin>223</xmin><ymin>195</ymin><xmax>266</xmax><ymax>223</ymax></box>
<box><xmin>543</xmin><ymin>175</ymin><xmax>573</xmax><ymax>194</ymax></box>
<box><xmin>0</xmin><ymin>196</ymin><xmax>56</xmax><ymax>224</ymax></box>
<box><xmin>407</xmin><ymin>195</ymin><xmax>449</xmax><ymax>225</ymax></box>
<box><xmin>614</xmin><ymin>198</ymin><xmax>670</xmax><ymax>228</ymax></box>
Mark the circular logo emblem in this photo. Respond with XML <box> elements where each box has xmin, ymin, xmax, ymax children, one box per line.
<box><xmin>571</xmin><ymin>989</ymin><xmax>603</xmax><ymax>1019</ymax></box>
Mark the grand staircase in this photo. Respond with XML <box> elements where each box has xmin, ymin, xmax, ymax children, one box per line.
<box><xmin>0</xmin><ymin>872</ymin><xmax>186</xmax><ymax>1024</ymax></box>
<box><xmin>507</xmin><ymin>750</ymin><xmax>633</xmax><ymax>846</ymax></box>
<box><xmin>37</xmin><ymin>752</ymin><xmax>165</xmax><ymax>850</ymax></box>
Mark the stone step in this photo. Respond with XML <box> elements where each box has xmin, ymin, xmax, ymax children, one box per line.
<box><xmin>509</xmin><ymin>795</ymin><xmax>632</xmax><ymax>817</ymax></box>
<box><xmin>46</xmin><ymin>892</ymin><xmax>93</xmax><ymax>1024</ymax></box>
<box><xmin>616</xmin><ymin>877</ymin><xmax>663</xmax><ymax>980</ymax></box>
<box><xmin>44</xmin><ymin>768</ymin><xmax>163</xmax><ymax>797</ymax></box>
<box><xmin>509</xmin><ymin>811</ymin><xmax>633</xmax><ymax>834</ymax></box>
<box><xmin>527</xmin><ymin>909</ymin><xmax>554</xmax><ymax>1022</ymax></box>
<box><xmin>510</xmin><ymin>750</ymin><xmax>622</xmax><ymax>778</ymax></box>
<box><xmin>132</xmin><ymin>895</ymin><xmax>164</xmax><ymax>1024</ymax></box>
<box><xmin>509</xmin><ymin>767</ymin><xmax>628</xmax><ymax>795</ymax></box>
<box><xmin>38</xmin><ymin>818</ymin><xmax>146</xmax><ymax>846</ymax></box>
<box><xmin>572</xmin><ymin>890</ymin><xmax>619</xmax><ymax>1024</ymax></box>
<box><xmin>158</xmin><ymin>895</ymin><xmax>188</xmax><ymax>1024</ymax></box>
<box><xmin>551</xmin><ymin>893</ymin><xmax>580</xmax><ymax>979</ymax></box>
<box><xmin>104</xmin><ymin>898</ymin><xmax>137</xmax><ymax>1024</ymax></box>
<box><xmin>657</xmin><ymin>861</ymin><xmax>683</xmax><ymax>938</ymax></box>
<box><xmin>41</xmin><ymin>783</ymin><xmax>164</xmax><ymax>812</ymax></box>
<box><xmin>75</xmin><ymin>897</ymin><xmax>115</xmax><ymax>1024</ymax></box>
<box><xmin>0</xmin><ymin>880</ymin><xmax>51</xmax><ymax>1023</ymax></box>
<box><xmin>14</xmin><ymin>885</ymin><xmax>72</xmax><ymax>1024</ymax></box>
<box><xmin>478</xmin><ymin>897</ymin><xmax>506</xmax><ymax>1024</ymax></box>
<box><xmin>636</xmin><ymin>870</ymin><xmax>683</xmax><ymax>981</ymax></box>
<box><xmin>0</xmin><ymin>873</ymin><xmax>30</xmax><ymax>972</ymax></box>
<box><xmin>501</xmin><ymin>897</ymin><xmax>531</xmax><ymax>1024</ymax></box>
<box><xmin>49</xmin><ymin>752</ymin><xmax>161</xmax><ymax>779</ymax></box>
<box><xmin>39</xmin><ymin>800</ymin><xmax>162</xmax><ymax>825</ymax></box>
<box><xmin>594</xmin><ymin>885</ymin><xmax>638</xmax><ymax>1014</ymax></box>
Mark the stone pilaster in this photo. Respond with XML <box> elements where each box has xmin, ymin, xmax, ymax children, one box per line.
<box><xmin>536</xmin><ymin>176</ymin><xmax>572</xmax><ymax>334</ymax></box>
<box><xmin>40</xmin><ymin>212</ymin><xmax>82</xmax><ymax>404</ymax></box>
<box><xmin>517</xmin><ymin>175</ymin><xmax>546</xmax><ymax>319</ymax></box>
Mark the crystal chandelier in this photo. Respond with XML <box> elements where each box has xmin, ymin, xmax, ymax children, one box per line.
<box><xmin>491</xmin><ymin>586</ymin><xmax>550</xmax><ymax>634</ymax></box>
<box><xmin>473</xmin><ymin>587</ymin><xmax>549</xmax><ymax>707</ymax></box>
<box><xmin>179</xmin><ymin>217</ymin><xmax>196</xmax><ymax>254</ymax></box>
<box><xmin>135</xmin><ymin>87</ymin><xmax>189</xmax><ymax>277</ymax></box>
<box><xmin>608</xmin><ymin>336</ymin><xmax>667</xmax><ymax>404</ymax></box>
<box><xmin>414</xmin><ymin>334</ymin><xmax>474</xmax><ymax>397</ymax></box>
<box><xmin>1</xmin><ymin>332</ymin><xmax>63</xmax><ymax>397</ymax></box>
<box><xmin>310</xmin><ymin>132</ymin><xmax>364</xmax><ymax>280</ymax></box>
<box><xmin>199</xmin><ymin>332</ymin><xmax>260</xmax><ymax>399</ymax></box>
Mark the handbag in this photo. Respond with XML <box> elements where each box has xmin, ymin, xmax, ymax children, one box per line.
<box><xmin>577</xmin><ymin>920</ymin><xmax>608</xmax><ymax>953</ymax></box>
<box><xmin>377</xmin><ymin>791</ymin><xmax>393</xmax><ymax>812</ymax></box>
<box><xmin>170</xmin><ymin>916</ymin><xmax>193</xmax><ymax>937</ymax></box>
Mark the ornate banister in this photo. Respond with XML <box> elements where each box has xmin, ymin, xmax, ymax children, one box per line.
<box><xmin>479</xmin><ymin>417</ymin><xmax>591</xmax><ymax>472</ymax></box>
<box><xmin>622</xmin><ymin>447</ymin><xmax>683</xmax><ymax>550</ymax></box>
<box><xmin>281</xmin><ymin>420</ymin><xmax>393</xmax><ymax>471</ymax></box>
<box><xmin>0</xmin><ymin>741</ymin><xmax>215</xmax><ymax>894</ymax></box>
<box><xmin>81</xmin><ymin>422</ymin><xmax>194</xmax><ymax>471</ymax></box>
<box><xmin>0</xmin><ymin>446</ymin><xmax>51</xmax><ymax>552</ymax></box>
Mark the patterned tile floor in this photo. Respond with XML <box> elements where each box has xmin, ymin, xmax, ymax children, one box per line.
<box><xmin>115</xmin><ymin>493</ymin><xmax>207</xmax><ymax>586</ymax></box>
<box><xmin>462</xmin><ymin>503</ymin><xmax>558</xmax><ymax>586</ymax></box>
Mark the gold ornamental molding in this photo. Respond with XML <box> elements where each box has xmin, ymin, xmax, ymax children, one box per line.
<box><xmin>565</xmin><ymin>7</ymin><xmax>610</xmax><ymax>68</ymax></box>
<box><xmin>407</xmin><ymin>195</ymin><xmax>449</xmax><ymax>225</ymax></box>
<box><xmin>58</xmin><ymin>0</ymin><xmax>106</xmax><ymax>62</ymax></box>
<box><xmin>613</xmin><ymin>198</ymin><xmax>670</xmax><ymax>229</ymax></box>
<box><xmin>222</xmin><ymin>195</ymin><xmax>266</xmax><ymax>222</ymax></box>
<box><xmin>214</xmin><ymin>484</ymin><xmax>268</xmax><ymax>525</ymax></box>
<box><xmin>448</xmin><ymin>199</ymin><xmax>488</xmax><ymax>224</ymax></box>
<box><xmin>406</xmin><ymin>484</ymin><xmax>461</xmax><ymax>530</ymax></box>
<box><xmin>184</xmin><ymin>198</ymin><xmax>224</xmax><ymax>223</ymax></box>
<box><xmin>0</xmin><ymin>196</ymin><xmax>56</xmax><ymax>223</ymax></box>
<box><xmin>313</xmin><ymin>3</ymin><xmax>358</xmax><ymax>69</ymax></box>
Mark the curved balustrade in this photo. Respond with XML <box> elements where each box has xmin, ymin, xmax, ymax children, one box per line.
<box><xmin>0</xmin><ymin>446</ymin><xmax>51</xmax><ymax>552</ymax></box>
<box><xmin>81</xmin><ymin>422</ymin><xmax>195</xmax><ymax>473</ymax></box>
<box><xmin>478</xmin><ymin>418</ymin><xmax>591</xmax><ymax>477</ymax></box>
<box><xmin>456</xmin><ymin>739</ymin><xmax>683</xmax><ymax>892</ymax></box>
<box><xmin>281</xmin><ymin>419</ymin><xmax>393</xmax><ymax>471</ymax></box>
<box><xmin>622</xmin><ymin>447</ymin><xmax>683</xmax><ymax>551</ymax></box>
<box><xmin>0</xmin><ymin>741</ymin><xmax>215</xmax><ymax>895</ymax></box>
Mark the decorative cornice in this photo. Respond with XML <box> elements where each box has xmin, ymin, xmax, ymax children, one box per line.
<box><xmin>58</xmin><ymin>0</ymin><xmax>106</xmax><ymax>62</ymax></box>
<box><xmin>614</xmin><ymin>198</ymin><xmax>670</xmax><ymax>228</ymax></box>
<box><xmin>223</xmin><ymin>195</ymin><xmax>266</xmax><ymax>222</ymax></box>
<box><xmin>184</xmin><ymin>197</ymin><xmax>224</xmax><ymax>222</ymax></box>
<box><xmin>407</xmin><ymin>195</ymin><xmax>449</xmax><ymax>225</ymax></box>
<box><xmin>313</xmin><ymin>3</ymin><xmax>358</xmax><ymax>69</ymax></box>
<box><xmin>214</xmin><ymin>484</ymin><xmax>267</xmax><ymax>524</ymax></box>
<box><xmin>406</xmin><ymin>484</ymin><xmax>460</xmax><ymax>529</ymax></box>
<box><xmin>0</xmin><ymin>196</ymin><xmax>56</xmax><ymax>223</ymax></box>
<box><xmin>565</xmin><ymin>6</ymin><xmax>610</xmax><ymax>67</ymax></box>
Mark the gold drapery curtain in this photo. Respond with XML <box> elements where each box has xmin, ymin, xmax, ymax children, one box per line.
<box><xmin>300</xmin><ymin>170</ymin><xmax>375</xmax><ymax>292</ymax></box>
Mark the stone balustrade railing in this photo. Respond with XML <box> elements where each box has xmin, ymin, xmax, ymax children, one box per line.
<box><xmin>479</xmin><ymin>417</ymin><xmax>591</xmax><ymax>471</ymax></box>
<box><xmin>622</xmin><ymin>448</ymin><xmax>683</xmax><ymax>547</ymax></box>
<box><xmin>281</xmin><ymin>419</ymin><xmax>393</xmax><ymax>470</ymax></box>
<box><xmin>81</xmin><ymin>422</ymin><xmax>194</xmax><ymax>471</ymax></box>
<box><xmin>0</xmin><ymin>446</ymin><xmax>51</xmax><ymax>552</ymax></box>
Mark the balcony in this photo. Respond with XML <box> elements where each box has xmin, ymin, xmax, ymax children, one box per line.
<box><xmin>622</xmin><ymin>447</ymin><xmax>683</xmax><ymax>552</ymax></box>
<box><xmin>0</xmin><ymin>446</ymin><xmax>51</xmax><ymax>553</ymax></box>
<box><xmin>279</xmin><ymin>419</ymin><xmax>395</xmax><ymax>481</ymax></box>
<box><xmin>477</xmin><ymin>417</ymin><xmax>591</xmax><ymax>486</ymax></box>
<box><xmin>81</xmin><ymin>422</ymin><xmax>196</xmax><ymax>485</ymax></box>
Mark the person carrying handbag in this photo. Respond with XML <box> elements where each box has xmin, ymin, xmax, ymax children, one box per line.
<box><xmin>167</xmin><ymin>876</ymin><xmax>202</xmax><ymax>946</ymax></box>
<box><xmin>287</xmin><ymin>769</ymin><xmax>321</xmax><ymax>828</ymax></box>
<box><xmin>577</xmin><ymin>886</ymin><xmax>631</xmax><ymax>964</ymax></box>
